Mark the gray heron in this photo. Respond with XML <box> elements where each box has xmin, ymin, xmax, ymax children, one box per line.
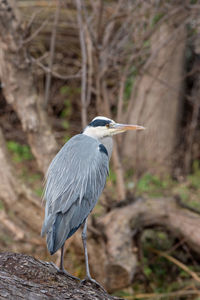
<box><xmin>41</xmin><ymin>116</ymin><xmax>145</xmax><ymax>283</ymax></box>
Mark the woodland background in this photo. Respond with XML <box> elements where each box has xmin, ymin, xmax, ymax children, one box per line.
<box><xmin>0</xmin><ymin>0</ymin><xmax>200</xmax><ymax>299</ymax></box>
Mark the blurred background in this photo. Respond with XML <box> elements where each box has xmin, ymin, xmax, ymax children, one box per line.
<box><xmin>0</xmin><ymin>0</ymin><xmax>200</xmax><ymax>299</ymax></box>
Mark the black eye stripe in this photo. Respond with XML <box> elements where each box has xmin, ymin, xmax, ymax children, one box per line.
<box><xmin>89</xmin><ymin>119</ymin><xmax>111</xmax><ymax>127</ymax></box>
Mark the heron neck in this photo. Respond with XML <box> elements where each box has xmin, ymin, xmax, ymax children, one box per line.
<box><xmin>99</xmin><ymin>136</ymin><xmax>113</xmax><ymax>160</ymax></box>
<box><xmin>82</xmin><ymin>129</ymin><xmax>113</xmax><ymax>159</ymax></box>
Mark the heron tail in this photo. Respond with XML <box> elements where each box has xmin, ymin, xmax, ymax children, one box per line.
<box><xmin>46</xmin><ymin>211</ymin><xmax>82</xmax><ymax>255</ymax></box>
<box><xmin>46</xmin><ymin>212</ymin><xmax>66</xmax><ymax>255</ymax></box>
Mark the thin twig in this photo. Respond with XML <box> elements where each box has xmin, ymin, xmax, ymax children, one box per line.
<box><xmin>44</xmin><ymin>0</ymin><xmax>61</xmax><ymax>109</ymax></box>
<box><xmin>76</xmin><ymin>0</ymin><xmax>88</xmax><ymax>129</ymax></box>
<box><xmin>132</xmin><ymin>290</ymin><xmax>200</xmax><ymax>299</ymax></box>
<box><xmin>85</xmin><ymin>26</ymin><xmax>93</xmax><ymax>107</ymax></box>
<box><xmin>82</xmin><ymin>0</ymin><xmax>98</xmax><ymax>52</ymax></box>
<box><xmin>24</xmin><ymin>8</ymin><xmax>43</xmax><ymax>36</ymax></box>
<box><xmin>32</xmin><ymin>57</ymin><xmax>81</xmax><ymax>80</ymax></box>
<box><xmin>101</xmin><ymin>80</ymin><xmax>126</xmax><ymax>201</ymax></box>
<box><xmin>151</xmin><ymin>248</ymin><xmax>200</xmax><ymax>284</ymax></box>
<box><xmin>96</xmin><ymin>0</ymin><xmax>104</xmax><ymax>44</ymax></box>
<box><xmin>117</xmin><ymin>71</ymin><xmax>127</xmax><ymax>122</ymax></box>
<box><xmin>22</xmin><ymin>18</ymin><xmax>50</xmax><ymax>45</ymax></box>
<box><xmin>0</xmin><ymin>211</ymin><xmax>25</xmax><ymax>241</ymax></box>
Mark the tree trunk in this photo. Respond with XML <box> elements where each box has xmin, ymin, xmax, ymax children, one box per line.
<box><xmin>0</xmin><ymin>252</ymin><xmax>121</xmax><ymax>300</ymax></box>
<box><xmin>0</xmin><ymin>0</ymin><xmax>58</xmax><ymax>173</ymax></box>
<box><xmin>0</xmin><ymin>128</ymin><xmax>43</xmax><ymax>235</ymax></box>
<box><xmin>124</xmin><ymin>10</ymin><xmax>186</xmax><ymax>175</ymax></box>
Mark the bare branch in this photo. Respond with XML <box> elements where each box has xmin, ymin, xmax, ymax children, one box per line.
<box><xmin>85</xmin><ymin>26</ymin><xmax>93</xmax><ymax>107</ymax></box>
<box><xmin>0</xmin><ymin>211</ymin><xmax>25</xmax><ymax>241</ymax></box>
<box><xmin>151</xmin><ymin>248</ymin><xmax>200</xmax><ymax>284</ymax></box>
<box><xmin>101</xmin><ymin>80</ymin><xmax>126</xmax><ymax>201</ymax></box>
<box><xmin>76</xmin><ymin>0</ymin><xmax>88</xmax><ymax>129</ymax></box>
<box><xmin>22</xmin><ymin>18</ymin><xmax>50</xmax><ymax>45</ymax></box>
<box><xmin>32</xmin><ymin>56</ymin><xmax>81</xmax><ymax>80</ymax></box>
<box><xmin>44</xmin><ymin>0</ymin><xmax>61</xmax><ymax>109</ymax></box>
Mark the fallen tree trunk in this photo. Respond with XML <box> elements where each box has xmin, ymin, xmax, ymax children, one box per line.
<box><xmin>80</xmin><ymin>197</ymin><xmax>200</xmax><ymax>291</ymax></box>
<box><xmin>0</xmin><ymin>252</ymin><xmax>121</xmax><ymax>300</ymax></box>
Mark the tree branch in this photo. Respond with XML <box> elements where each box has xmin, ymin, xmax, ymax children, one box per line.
<box><xmin>76</xmin><ymin>0</ymin><xmax>88</xmax><ymax>129</ymax></box>
<box><xmin>0</xmin><ymin>252</ymin><xmax>120</xmax><ymax>300</ymax></box>
<box><xmin>44</xmin><ymin>0</ymin><xmax>61</xmax><ymax>109</ymax></box>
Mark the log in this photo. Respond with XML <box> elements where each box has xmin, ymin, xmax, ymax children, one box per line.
<box><xmin>84</xmin><ymin>197</ymin><xmax>200</xmax><ymax>291</ymax></box>
<box><xmin>0</xmin><ymin>252</ymin><xmax>122</xmax><ymax>300</ymax></box>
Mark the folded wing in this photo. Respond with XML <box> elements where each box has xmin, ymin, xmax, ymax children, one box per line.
<box><xmin>41</xmin><ymin>134</ymin><xmax>109</xmax><ymax>254</ymax></box>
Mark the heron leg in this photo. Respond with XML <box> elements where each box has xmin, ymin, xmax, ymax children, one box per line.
<box><xmin>81</xmin><ymin>219</ymin><xmax>106</xmax><ymax>291</ymax></box>
<box><xmin>50</xmin><ymin>244</ymin><xmax>80</xmax><ymax>281</ymax></box>
<box><xmin>59</xmin><ymin>244</ymin><xmax>65</xmax><ymax>271</ymax></box>
<box><xmin>82</xmin><ymin>218</ymin><xmax>91</xmax><ymax>279</ymax></box>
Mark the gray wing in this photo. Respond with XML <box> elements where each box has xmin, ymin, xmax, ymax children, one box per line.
<box><xmin>41</xmin><ymin>134</ymin><xmax>109</xmax><ymax>254</ymax></box>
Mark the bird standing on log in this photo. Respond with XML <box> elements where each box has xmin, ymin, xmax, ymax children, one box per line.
<box><xmin>41</xmin><ymin>116</ymin><xmax>145</xmax><ymax>284</ymax></box>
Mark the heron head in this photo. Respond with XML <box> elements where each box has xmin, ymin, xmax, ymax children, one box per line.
<box><xmin>83</xmin><ymin>116</ymin><xmax>145</xmax><ymax>139</ymax></box>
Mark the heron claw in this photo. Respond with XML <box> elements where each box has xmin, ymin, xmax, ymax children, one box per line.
<box><xmin>49</xmin><ymin>262</ymin><xmax>80</xmax><ymax>281</ymax></box>
<box><xmin>58</xmin><ymin>269</ymin><xmax>81</xmax><ymax>281</ymax></box>
<box><xmin>81</xmin><ymin>277</ymin><xmax>106</xmax><ymax>292</ymax></box>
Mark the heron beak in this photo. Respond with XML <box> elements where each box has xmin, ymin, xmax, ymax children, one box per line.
<box><xmin>112</xmin><ymin>123</ymin><xmax>145</xmax><ymax>134</ymax></box>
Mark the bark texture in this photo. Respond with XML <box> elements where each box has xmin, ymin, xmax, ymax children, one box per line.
<box><xmin>124</xmin><ymin>9</ymin><xmax>187</xmax><ymax>175</ymax></box>
<box><xmin>0</xmin><ymin>252</ymin><xmax>122</xmax><ymax>300</ymax></box>
<box><xmin>0</xmin><ymin>0</ymin><xmax>58</xmax><ymax>173</ymax></box>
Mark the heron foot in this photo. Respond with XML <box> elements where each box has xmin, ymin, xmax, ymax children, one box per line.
<box><xmin>81</xmin><ymin>276</ymin><xmax>106</xmax><ymax>292</ymax></box>
<box><xmin>58</xmin><ymin>269</ymin><xmax>81</xmax><ymax>281</ymax></box>
<box><xmin>49</xmin><ymin>262</ymin><xmax>80</xmax><ymax>281</ymax></box>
